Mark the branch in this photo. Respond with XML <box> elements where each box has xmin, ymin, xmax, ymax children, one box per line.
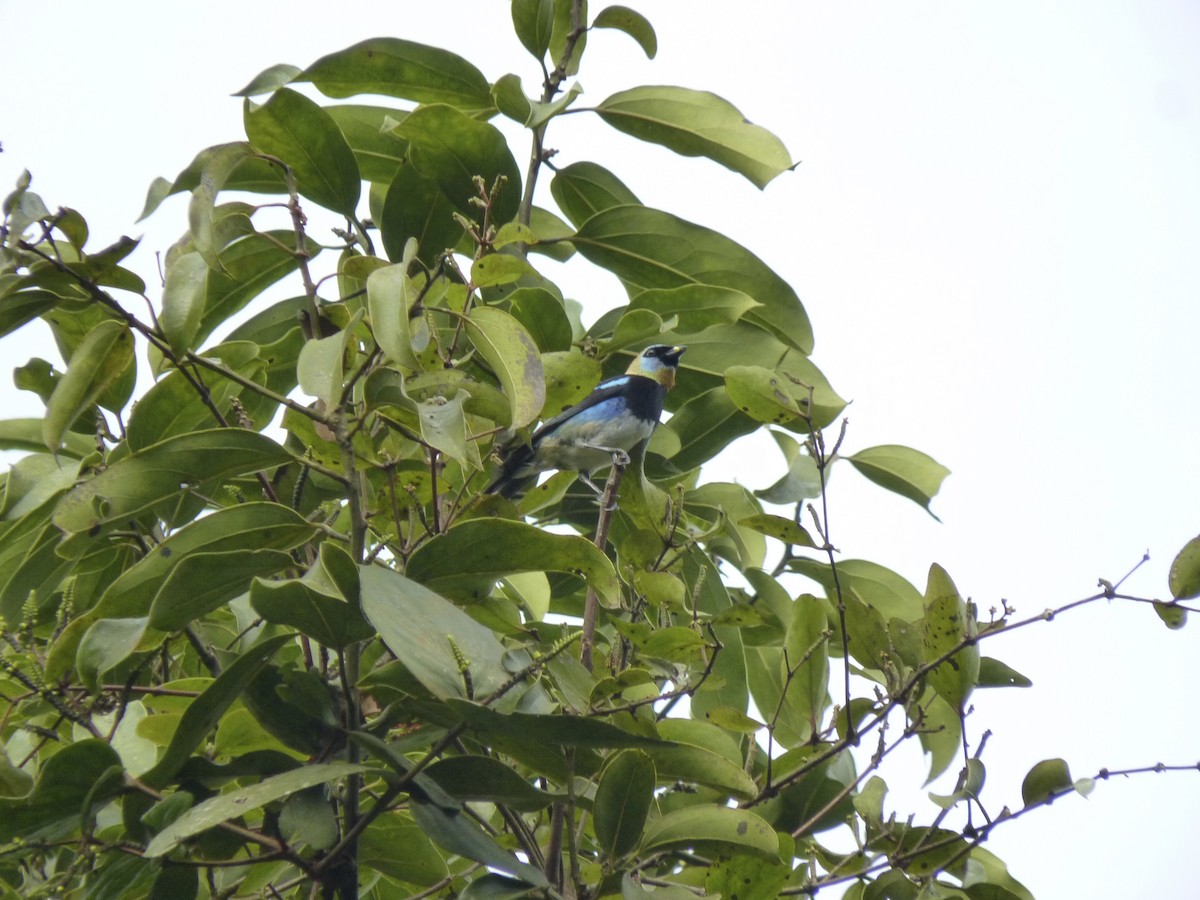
<box><xmin>754</xmin><ymin>584</ymin><xmax>1123</xmax><ymax>804</ymax></box>
<box><xmin>580</xmin><ymin>460</ymin><xmax>627</xmax><ymax>671</ymax></box>
<box><xmin>518</xmin><ymin>0</ymin><xmax>587</xmax><ymax>227</ymax></box>
<box><xmin>783</xmin><ymin>758</ymin><xmax>1200</xmax><ymax>896</ymax></box>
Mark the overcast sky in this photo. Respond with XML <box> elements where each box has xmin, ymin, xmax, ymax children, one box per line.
<box><xmin>3</xmin><ymin>2</ymin><xmax>1199</xmax><ymax>897</ymax></box>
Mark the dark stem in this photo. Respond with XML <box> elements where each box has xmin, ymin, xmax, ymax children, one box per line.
<box><xmin>580</xmin><ymin>461</ymin><xmax>627</xmax><ymax>671</ymax></box>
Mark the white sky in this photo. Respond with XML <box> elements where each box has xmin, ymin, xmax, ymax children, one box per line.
<box><xmin>3</xmin><ymin>2</ymin><xmax>1199</xmax><ymax>897</ymax></box>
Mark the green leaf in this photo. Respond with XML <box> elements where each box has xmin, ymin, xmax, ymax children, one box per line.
<box><xmin>550</xmin><ymin>161</ymin><xmax>640</xmax><ymax>228</ymax></box>
<box><xmin>628</xmin><ymin>284</ymin><xmax>760</xmax><ymax>332</ymax></box>
<box><xmin>251</xmin><ymin>577</ymin><xmax>373</xmax><ymax>650</ymax></box>
<box><xmin>853</xmin><ymin>775</ymin><xmax>888</xmax><ymax>828</ymax></box>
<box><xmin>410</xmin><ymin>796</ymin><xmax>549</xmax><ymax>888</ymax></box>
<box><xmin>54</xmin><ymin>207</ymin><xmax>89</xmax><ymax>250</ymax></box>
<box><xmin>492</xmin><ymin>74</ymin><xmax>581</xmax><ymax>129</ymax></box>
<box><xmin>977</xmin><ymin>656</ymin><xmax>1033</xmax><ymax>688</ymax></box>
<box><xmin>665</xmin><ymin>387</ymin><xmax>757</xmax><ymax>472</ymax></box>
<box><xmin>725</xmin><ymin>364</ymin><xmax>810</xmax><ymax>425</ymax></box>
<box><xmin>929</xmin><ymin>758</ymin><xmax>986</xmax><ymax>810</ymax></box>
<box><xmin>459</xmin><ymin>875</ymin><xmax>542</xmax><ymax>900</ymax></box>
<box><xmin>0</xmin><ymin>418</ymin><xmax>93</xmax><ymax>459</ymax></box>
<box><xmin>507</xmin><ymin>288</ymin><xmax>573</xmax><ymax>352</ymax></box>
<box><xmin>225</xmin><ymin>294</ymin><xmax>311</xmax><ymax>345</ymax></box>
<box><xmin>52</xmin><ymin>428</ymin><xmax>291</xmax><ymax>535</ymax></box>
<box><xmin>77</xmin><ymin>617</ymin><xmax>153</xmax><ymax>692</ymax></box>
<box><xmin>512</xmin><ymin>0</ymin><xmax>555</xmax><ymax>59</ymax></box>
<box><xmin>620</xmin><ymin>873</ymin><xmax>696</xmax><ymax>899</ymax></box>
<box><xmin>791</xmin><ymin>558</ymin><xmax>924</xmax><ymax>623</ymax></box>
<box><xmin>297</xmin><ymin>312</ymin><xmax>361</xmax><ymax>410</ymax></box>
<box><xmin>493</xmin><ymin>72</ymin><xmax>533</xmax><ymax>124</ymax></box>
<box><xmin>417</xmin><ymin>389</ymin><xmax>483</xmax><ymax>470</ymax></box>
<box><xmin>1153</xmin><ymin>601</ymin><xmax>1187</xmax><ymax>630</ymax></box>
<box><xmin>299</xmin><ymin>38</ymin><xmax>494</xmax><ymax>113</ymax></box>
<box><xmin>359</xmin><ymin>565</ymin><xmax>509</xmax><ymax>701</ymax></box>
<box><xmin>921</xmin><ymin>564</ymin><xmax>980</xmax><ymax>712</ymax></box>
<box><xmin>636</xmin><ymin>625</ymin><xmax>707</xmax><ymax>664</ymax></box>
<box><xmin>847</xmin><ymin>445</ymin><xmax>951</xmax><ymax>519</ymax></box>
<box><xmin>472</xmin><ymin>252</ymin><xmax>538</xmax><ymax>288</ymax></box>
<box><xmin>592</xmin><ymin>6</ymin><xmax>657</xmax><ymax>58</ymax></box>
<box><xmin>243</xmin><ymin>88</ymin><xmax>361</xmax><ymax>216</ymax></box>
<box><xmin>771</xmin><ymin>746</ymin><xmax>857</xmax><ymax>834</ymax></box>
<box><xmin>493</xmin><ymin>222</ymin><xmax>538</xmax><ymax>250</ymax></box>
<box><xmin>160</xmin><ymin>251</ymin><xmax>208</xmax><ymax>356</ymax></box>
<box><xmin>526</xmin><ymin>82</ymin><xmax>584</xmax><ymax>130</ymax></box>
<box><xmin>42</xmin><ymin>320</ymin><xmax>133</xmax><ymax>451</ymax></box>
<box><xmin>366</xmin><ymin>264</ymin><xmax>419</xmax><ymax>368</ymax></box>
<box><xmin>359</xmin><ymin>811</ymin><xmax>449</xmax><ymax>885</ymax></box>
<box><xmin>705</xmin><ymin>854</ymin><xmax>791</xmax><ymax>900</ymax></box>
<box><xmin>148</xmin><ymin>549</ymin><xmax>294</xmax><ymax>631</ymax></box>
<box><xmin>277</xmin><ymin>789</ymin><xmax>338</xmax><ymax>852</ymax></box>
<box><xmin>428</xmin><ymin>700</ymin><xmax>665</xmax><ymax>751</ymax></box>
<box><xmin>466</xmin><ymin>306</ymin><xmax>546</xmax><ymax>429</ymax></box>
<box><xmin>325</xmin><ymin>105</ymin><xmax>412</xmax><ymax>184</ymax></box>
<box><xmin>184</xmin><ymin>142</ymin><xmax>255</xmax><ymax>271</ymax></box>
<box><xmin>607</xmin><ymin>308</ymin><xmax>664</xmax><ymax>352</ymax></box>
<box><xmin>573</xmin><ymin>205</ymin><xmax>812</xmax><ymax>353</ymax></box>
<box><xmin>960</xmin><ymin>847</ymin><xmax>1035</xmax><ymax>900</ymax></box>
<box><xmin>643</xmin><ymin>742</ymin><xmax>757</xmax><ymax>800</ymax></box>
<box><xmin>0</xmin><ymin>740</ymin><xmax>122</xmax><ymax>842</ymax></box>
<box><xmin>917</xmin><ymin>691</ymin><xmax>963</xmax><ymax>784</ymax></box>
<box><xmin>90</xmin><ymin>503</ymin><xmax>318</xmax><ymax>620</ymax></box>
<box><xmin>0</xmin><ymin>288</ymin><xmax>59</xmax><ymax>338</ymax></box>
<box><xmin>538</xmin><ymin>348</ymin><xmax>603</xmax><ymax>424</ymax></box>
<box><xmin>594</xmin><ymin>749</ymin><xmax>655</xmax><ymax>859</ymax></box>
<box><xmin>782</xmin><ymin>596</ymin><xmax>830</xmax><ymax>741</ymax></box>
<box><xmin>141</xmin><ymin>635</ymin><xmax>291</xmax><ymax>789</ymax></box>
<box><xmin>775</xmin><ymin>351</ymin><xmax>847</xmax><ymax>431</ymax></box>
<box><xmin>369</xmin><ymin>366</ymin><xmax>512</xmax><ymax>430</ymax></box>
<box><xmin>0</xmin><ymin>754</ymin><xmax>33</xmax><ymax>799</ymax></box>
<box><xmin>641</xmin><ymin>806</ymin><xmax>779</xmax><ymax>859</ymax></box>
<box><xmin>391</xmin><ymin>104</ymin><xmax>521</xmax><ymax>223</ymax></box>
<box><xmin>233</xmin><ymin>62</ymin><xmax>302</xmax><ymax>97</ymax></box>
<box><xmin>1168</xmin><ymin>534</ymin><xmax>1200</xmax><ymax>600</ymax></box>
<box><xmin>597</xmin><ymin>86</ymin><xmax>790</xmax><ymax>188</ymax></box>
<box><xmin>198</xmin><ymin>230</ymin><xmax>314</xmax><ymax>346</ymax></box>
<box><xmin>549</xmin><ymin>0</ymin><xmax>589</xmax><ymax>76</ymax></box>
<box><xmin>407</xmin><ymin>519</ymin><xmax>620</xmax><ymax>609</ymax></box>
<box><xmin>701</xmin><ymin>705</ymin><xmax>765</xmax><ymax>734</ymax></box>
<box><xmin>424</xmin><ymin>756</ymin><xmax>562</xmax><ymax>811</ymax></box>
<box><xmin>379</xmin><ymin>162</ymin><xmax>464</xmax><ymax>265</ymax></box>
<box><xmin>1020</xmin><ymin>758</ymin><xmax>1075</xmax><ymax>809</ymax></box>
<box><xmin>755</xmin><ymin>431</ymin><xmax>822</xmax><ymax>504</ymax></box>
<box><xmin>737</xmin><ymin>514</ymin><xmax>816</xmax><ymax>548</ymax></box>
<box><xmin>86</xmin><ymin>853</ymin><xmax>163</xmax><ymax>900</ymax></box>
<box><xmin>145</xmin><ymin>761</ymin><xmax>367</xmax><ymax>856</ymax></box>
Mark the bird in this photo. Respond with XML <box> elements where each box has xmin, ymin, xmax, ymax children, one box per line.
<box><xmin>486</xmin><ymin>344</ymin><xmax>687</xmax><ymax>499</ymax></box>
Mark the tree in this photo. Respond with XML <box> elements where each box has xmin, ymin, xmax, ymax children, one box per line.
<box><xmin>0</xmin><ymin>2</ymin><xmax>1197</xmax><ymax>898</ymax></box>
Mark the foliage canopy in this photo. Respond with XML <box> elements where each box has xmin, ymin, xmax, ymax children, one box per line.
<box><xmin>1</xmin><ymin>3</ymin><xmax>1197</xmax><ymax>899</ymax></box>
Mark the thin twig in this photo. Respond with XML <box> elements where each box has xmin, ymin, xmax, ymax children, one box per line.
<box><xmin>580</xmin><ymin>461</ymin><xmax>627</xmax><ymax>671</ymax></box>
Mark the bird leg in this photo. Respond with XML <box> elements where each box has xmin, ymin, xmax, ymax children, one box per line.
<box><xmin>577</xmin><ymin>473</ymin><xmax>607</xmax><ymax>499</ymax></box>
<box><xmin>577</xmin><ymin>446</ymin><xmax>631</xmax><ymax>508</ymax></box>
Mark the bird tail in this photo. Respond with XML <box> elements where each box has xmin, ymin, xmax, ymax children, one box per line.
<box><xmin>485</xmin><ymin>444</ymin><xmax>536</xmax><ymax>498</ymax></box>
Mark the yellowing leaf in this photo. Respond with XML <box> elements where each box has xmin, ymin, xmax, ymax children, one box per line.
<box><xmin>921</xmin><ymin>564</ymin><xmax>979</xmax><ymax>712</ymax></box>
<box><xmin>466</xmin><ymin>306</ymin><xmax>545</xmax><ymax>429</ymax></box>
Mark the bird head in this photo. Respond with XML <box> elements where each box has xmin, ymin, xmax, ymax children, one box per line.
<box><xmin>626</xmin><ymin>344</ymin><xmax>687</xmax><ymax>389</ymax></box>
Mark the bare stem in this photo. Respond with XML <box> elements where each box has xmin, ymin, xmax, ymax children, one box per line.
<box><xmin>580</xmin><ymin>462</ymin><xmax>627</xmax><ymax>671</ymax></box>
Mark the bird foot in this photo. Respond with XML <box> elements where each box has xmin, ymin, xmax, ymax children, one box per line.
<box><xmin>578</xmin><ymin>473</ymin><xmax>621</xmax><ymax>510</ymax></box>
